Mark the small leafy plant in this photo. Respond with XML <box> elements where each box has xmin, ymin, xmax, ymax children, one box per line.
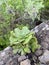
<box><xmin>9</xmin><ymin>26</ymin><xmax>39</xmax><ymax>55</ymax></box>
<box><xmin>24</xmin><ymin>0</ymin><xmax>44</xmax><ymax>21</ymax></box>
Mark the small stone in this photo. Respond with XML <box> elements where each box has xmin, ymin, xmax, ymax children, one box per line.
<box><xmin>33</xmin><ymin>55</ymin><xmax>37</xmax><ymax>63</ymax></box>
<box><xmin>39</xmin><ymin>50</ymin><xmax>49</xmax><ymax>63</ymax></box>
<box><xmin>40</xmin><ymin>63</ymin><xmax>46</xmax><ymax>65</ymax></box>
<box><xmin>41</xmin><ymin>42</ymin><xmax>48</xmax><ymax>49</ymax></box>
<box><xmin>20</xmin><ymin>59</ymin><xmax>31</xmax><ymax>65</ymax></box>
<box><xmin>18</xmin><ymin>55</ymin><xmax>27</xmax><ymax>62</ymax></box>
<box><xmin>35</xmin><ymin>49</ymin><xmax>43</xmax><ymax>57</ymax></box>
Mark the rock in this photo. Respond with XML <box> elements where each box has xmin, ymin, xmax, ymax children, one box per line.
<box><xmin>39</xmin><ymin>50</ymin><xmax>49</xmax><ymax>64</ymax></box>
<box><xmin>31</xmin><ymin>22</ymin><xmax>49</xmax><ymax>65</ymax></box>
<box><xmin>18</xmin><ymin>55</ymin><xmax>27</xmax><ymax>62</ymax></box>
<box><xmin>40</xmin><ymin>63</ymin><xmax>46</xmax><ymax>65</ymax></box>
<box><xmin>34</xmin><ymin>63</ymin><xmax>37</xmax><ymax>65</ymax></box>
<box><xmin>33</xmin><ymin>22</ymin><xmax>49</xmax><ymax>49</ymax></box>
<box><xmin>32</xmin><ymin>55</ymin><xmax>37</xmax><ymax>63</ymax></box>
<box><xmin>46</xmin><ymin>61</ymin><xmax>49</xmax><ymax>65</ymax></box>
<box><xmin>0</xmin><ymin>46</ymin><xmax>19</xmax><ymax>65</ymax></box>
<box><xmin>20</xmin><ymin>59</ymin><xmax>31</xmax><ymax>65</ymax></box>
<box><xmin>35</xmin><ymin>49</ymin><xmax>43</xmax><ymax>57</ymax></box>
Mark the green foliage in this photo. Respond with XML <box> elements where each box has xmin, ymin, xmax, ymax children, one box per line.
<box><xmin>40</xmin><ymin>0</ymin><xmax>49</xmax><ymax>20</ymax></box>
<box><xmin>0</xmin><ymin>34</ymin><xmax>10</xmax><ymax>50</ymax></box>
<box><xmin>0</xmin><ymin>0</ymin><xmax>44</xmax><ymax>35</ymax></box>
<box><xmin>9</xmin><ymin>26</ymin><xmax>39</xmax><ymax>55</ymax></box>
<box><xmin>24</xmin><ymin>0</ymin><xmax>44</xmax><ymax>20</ymax></box>
<box><xmin>44</xmin><ymin>0</ymin><xmax>49</xmax><ymax>8</ymax></box>
<box><xmin>0</xmin><ymin>0</ymin><xmax>43</xmax><ymax>51</ymax></box>
<box><xmin>0</xmin><ymin>0</ymin><xmax>44</xmax><ymax>23</ymax></box>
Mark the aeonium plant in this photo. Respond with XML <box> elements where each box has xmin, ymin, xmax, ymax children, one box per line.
<box><xmin>9</xmin><ymin>26</ymin><xmax>40</xmax><ymax>55</ymax></box>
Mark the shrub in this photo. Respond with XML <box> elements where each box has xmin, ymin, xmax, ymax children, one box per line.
<box><xmin>1</xmin><ymin>0</ymin><xmax>44</xmax><ymax>20</ymax></box>
<box><xmin>9</xmin><ymin>26</ymin><xmax>40</xmax><ymax>55</ymax></box>
<box><xmin>0</xmin><ymin>0</ymin><xmax>44</xmax><ymax>36</ymax></box>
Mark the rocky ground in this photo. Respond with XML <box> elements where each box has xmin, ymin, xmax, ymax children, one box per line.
<box><xmin>0</xmin><ymin>21</ymin><xmax>49</xmax><ymax>65</ymax></box>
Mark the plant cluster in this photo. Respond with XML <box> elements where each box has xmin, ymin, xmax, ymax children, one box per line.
<box><xmin>9</xmin><ymin>26</ymin><xmax>39</xmax><ymax>55</ymax></box>
<box><xmin>0</xmin><ymin>0</ymin><xmax>44</xmax><ymax>31</ymax></box>
<box><xmin>0</xmin><ymin>0</ymin><xmax>44</xmax><ymax>53</ymax></box>
<box><xmin>24</xmin><ymin>0</ymin><xmax>44</xmax><ymax>21</ymax></box>
<box><xmin>0</xmin><ymin>0</ymin><xmax>44</xmax><ymax>21</ymax></box>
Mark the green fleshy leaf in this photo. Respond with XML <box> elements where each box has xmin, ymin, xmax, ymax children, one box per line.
<box><xmin>24</xmin><ymin>46</ymin><xmax>30</xmax><ymax>53</ymax></box>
